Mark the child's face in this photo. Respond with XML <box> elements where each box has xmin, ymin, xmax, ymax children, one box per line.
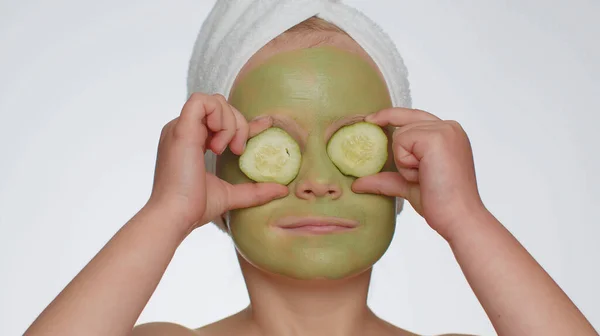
<box><xmin>217</xmin><ymin>45</ymin><xmax>397</xmax><ymax>280</ymax></box>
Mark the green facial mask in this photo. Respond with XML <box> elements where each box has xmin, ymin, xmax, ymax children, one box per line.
<box><xmin>217</xmin><ymin>46</ymin><xmax>397</xmax><ymax>280</ymax></box>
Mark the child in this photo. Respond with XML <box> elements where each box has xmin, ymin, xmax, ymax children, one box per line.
<box><xmin>25</xmin><ymin>1</ymin><xmax>596</xmax><ymax>335</ymax></box>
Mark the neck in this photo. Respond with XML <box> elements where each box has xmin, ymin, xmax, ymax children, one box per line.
<box><xmin>238</xmin><ymin>255</ymin><xmax>382</xmax><ymax>336</ymax></box>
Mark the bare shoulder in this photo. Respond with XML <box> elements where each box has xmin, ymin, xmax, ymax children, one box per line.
<box><xmin>132</xmin><ymin>310</ymin><xmax>251</xmax><ymax>336</ymax></box>
<box><xmin>131</xmin><ymin>322</ymin><xmax>199</xmax><ymax>336</ymax></box>
<box><xmin>385</xmin><ymin>323</ymin><xmax>476</xmax><ymax>336</ymax></box>
<box><xmin>194</xmin><ymin>309</ymin><xmax>252</xmax><ymax>335</ymax></box>
<box><xmin>377</xmin><ymin>318</ymin><xmax>472</xmax><ymax>336</ymax></box>
<box><xmin>402</xmin><ymin>333</ymin><xmax>476</xmax><ymax>336</ymax></box>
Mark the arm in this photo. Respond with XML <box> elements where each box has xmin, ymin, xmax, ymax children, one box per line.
<box><xmin>25</xmin><ymin>206</ymin><xmax>187</xmax><ymax>336</ymax></box>
<box><xmin>354</xmin><ymin>107</ymin><xmax>596</xmax><ymax>336</ymax></box>
<box><xmin>131</xmin><ymin>322</ymin><xmax>199</xmax><ymax>336</ymax></box>
<box><xmin>25</xmin><ymin>93</ymin><xmax>286</xmax><ymax>336</ymax></box>
<box><xmin>448</xmin><ymin>209</ymin><xmax>597</xmax><ymax>335</ymax></box>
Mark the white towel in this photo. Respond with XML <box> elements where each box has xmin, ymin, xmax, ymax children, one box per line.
<box><xmin>186</xmin><ymin>0</ymin><xmax>411</xmax><ymax>229</ymax></box>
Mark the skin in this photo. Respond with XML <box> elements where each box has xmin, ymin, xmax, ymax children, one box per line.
<box><xmin>24</xmin><ymin>31</ymin><xmax>597</xmax><ymax>336</ymax></box>
<box><xmin>218</xmin><ymin>46</ymin><xmax>396</xmax><ymax>280</ymax></box>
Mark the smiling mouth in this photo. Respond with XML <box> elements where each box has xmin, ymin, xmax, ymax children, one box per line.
<box><xmin>273</xmin><ymin>216</ymin><xmax>359</xmax><ymax>234</ymax></box>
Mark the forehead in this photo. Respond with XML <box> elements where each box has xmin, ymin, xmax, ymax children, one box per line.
<box><xmin>229</xmin><ymin>45</ymin><xmax>392</xmax><ymax>126</ymax></box>
<box><xmin>231</xmin><ymin>32</ymin><xmax>383</xmax><ymax>87</ymax></box>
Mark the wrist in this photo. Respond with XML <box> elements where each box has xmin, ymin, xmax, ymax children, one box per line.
<box><xmin>138</xmin><ymin>200</ymin><xmax>193</xmax><ymax>242</ymax></box>
<box><xmin>442</xmin><ymin>203</ymin><xmax>496</xmax><ymax>246</ymax></box>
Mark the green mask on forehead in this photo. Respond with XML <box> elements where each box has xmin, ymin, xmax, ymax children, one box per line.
<box><xmin>217</xmin><ymin>46</ymin><xmax>397</xmax><ymax>280</ymax></box>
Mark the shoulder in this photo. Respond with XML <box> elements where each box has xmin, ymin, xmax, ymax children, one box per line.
<box><xmin>195</xmin><ymin>309</ymin><xmax>251</xmax><ymax>335</ymax></box>
<box><xmin>378</xmin><ymin>318</ymin><xmax>476</xmax><ymax>336</ymax></box>
<box><xmin>131</xmin><ymin>310</ymin><xmax>250</xmax><ymax>336</ymax></box>
<box><xmin>131</xmin><ymin>322</ymin><xmax>199</xmax><ymax>336</ymax></box>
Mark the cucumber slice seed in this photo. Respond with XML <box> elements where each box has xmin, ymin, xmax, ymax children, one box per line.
<box><xmin>239</xmin><ymin>127</ymin><xmax>301</xmax><ymax>185</ymax></box>
<box><xmin>327</xmin><ymin>122</ymin><xmax>388</xmax><ymax>177</ymax></box>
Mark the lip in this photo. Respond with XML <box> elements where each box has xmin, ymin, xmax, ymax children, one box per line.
<box><xmin>273</xmin><ymin>216</ymin><xmax>359</xmax><ymax>234</ymax></box>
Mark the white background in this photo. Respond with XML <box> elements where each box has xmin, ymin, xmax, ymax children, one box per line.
<box><xmin>1</xmin><ymin>0</ymin><xmax>598</xmax><ymax>335</ymax></box>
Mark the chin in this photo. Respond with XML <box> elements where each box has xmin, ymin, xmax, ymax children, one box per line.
<box><xmin>236</xmin><ymin>243</ymin><xmax>389</xmax><ymax>281</ymax></box>
<box><xmin>230</xmin><ymin>211</ymin><xmax>396</xmax><ymax>281</ymax></box>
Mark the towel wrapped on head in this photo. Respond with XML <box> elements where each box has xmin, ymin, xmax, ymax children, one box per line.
<box><xmin>186</xmin><ymin>0</ymin><xmax>412</xmax><ymax>231</ymax></box>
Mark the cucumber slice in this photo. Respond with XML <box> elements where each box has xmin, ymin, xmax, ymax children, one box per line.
<box><xmin>239</xmin><ymin>127</ymin><xmax>301</xmax><ymax>185</ymax></box>
<box><xmin>327</xmin><ymin>122</ymin><xmax>388</xmax><ymax>177</ymax></box>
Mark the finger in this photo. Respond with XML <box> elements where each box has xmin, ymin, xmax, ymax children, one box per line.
<box><xmin>177</xmin><ymin>93</ymin><xmax>217</xmax><ymax>146</ymax></box>
<box><xmin>248</xmin><ymin>116</ymin><xmax>273</xmax><ymax>138</ymax></box>
<box><xmin>394</xmin><ymin>120</ymin><xmax>461</xmax><ymax>138</ymax></box>
<box><xmin>353</xmin><ymin>172</ymin><xmax>423</xmax><ymax>216</ymax></box>
<box><xmin>225</xmin><ymin>182</ymin><xmax>289</xmax><ymax>210</ymax></box>
<box><xmin>160</xmin><ymin>118</ymin><xmax>178</xmax><ymax>143</ymax></box>
<box><xmin>352</xmin><ymin>172</ymin><xmax>410</xmax><ymax>198</ymax></box>
<box><xmin>209</xmin><ymin>95</ymin><xmax>237</xmax><ymax>154</ymax></box>
<box><xmin>393</xmin><ymin>120</ymin><xmax>438</xmax><ymax>136</ymax></box>
<box><xmin>397</xmin><ymin>167</ymin><xmax>419</xmax><ymax>183</ymax></box>
<box><xmin>204</xmin><ymin>96</ymin><xmax>223</xmax><ymax>135</ymax></box>
<box><xmin>365</xmin><ymin>107</ymin><xmax>441</xmax><ymax>127</ymax></box>
<box><xmin>393</xmin><ymin>128</ymin><xmax>435</xmax><ymax>164</ymax></box>
<box><xmin>229</xmin><ymin>106</ymin><xmax>249</xmax><ymax>155</ymax></box>
<box><xmin>392</xmin><ymin>130</ymin><xmax>420</xmax><ymax>168</ymax></box>
<box><xmin>387</xmin><ymin>121</ymin><xmax>437</xmax><ymax>168</ymax></box>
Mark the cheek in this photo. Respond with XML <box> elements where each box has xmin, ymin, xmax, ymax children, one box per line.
<box><xmin>230</xmin><ymin>202</ymin><xmax>277</xmax><ymax>225</ymax></box>
<box><xmin>354</xmin><ymin>193</ymin><xmax>396</xmax><ymax>223</ymax></box>
<box><xmin>227</xmin><ymin>184</ymin><xmax>397</xmax><ymax>280</ymax></box>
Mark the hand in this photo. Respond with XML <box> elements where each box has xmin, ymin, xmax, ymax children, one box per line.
<box><xmin>352</xmin><ymin>108</ymin><xmax>486</xmax><ymax>241</ymax></box>
<box><xmin>146</xmin><ymin>93</ymin><xmax>289</xmax><ymax>234</ymax></box>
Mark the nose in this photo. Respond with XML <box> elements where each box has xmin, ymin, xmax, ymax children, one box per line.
<box><xmin>295</xmin><ymin>177</ymin><xmax>343</xmax><ymax>200</ymax></box>
<box><xmin>293</xmin><ymin>138</ymin><xmax>344</xmax><ymax>200</ymax></box>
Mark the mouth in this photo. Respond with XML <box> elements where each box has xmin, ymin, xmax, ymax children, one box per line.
<box><xmin>273</xmin><ymin>216</ymin><xmax>359</xmax><ymax>234</ymax></box>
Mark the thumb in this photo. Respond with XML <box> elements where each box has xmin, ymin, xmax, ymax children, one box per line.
<box><xmin>352</xmin><ymin>172</ymin><xmax>423</xmax><ymax>216</ymax></box>
<box><xmin>352</xmin><ymin>172</ymin><xmax>410</xmax><ymax>198</ymax></box>
<box><xmin>225</xmin><ymin>182</ymin><xmax>289</xmax><ymax>211</ymax></box>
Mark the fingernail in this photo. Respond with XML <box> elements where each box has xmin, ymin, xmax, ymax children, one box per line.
<box><xmin>253</xmin><ymin>115</ymin><xmax>271</xmax><ymax>122</ymax></box>
<box><xmin>351</xmin><ymin>183</ymin><xmax>365</xmax><ymax>194</ymax></box>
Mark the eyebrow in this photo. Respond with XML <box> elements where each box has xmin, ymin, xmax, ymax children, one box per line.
<box><xmin>263</xmin><ymin>113</ymin><xmax>368</xmax><ymax>147</ymax></box>
<box><xmin>270</xmin><ymin>115</ymin><xmax>308</xmax><ymax>148</ymax></box>
<box><xmin>324</xmin><ymin>114</ymin><xmax>367</xmax><ymax>141</ymax></box>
